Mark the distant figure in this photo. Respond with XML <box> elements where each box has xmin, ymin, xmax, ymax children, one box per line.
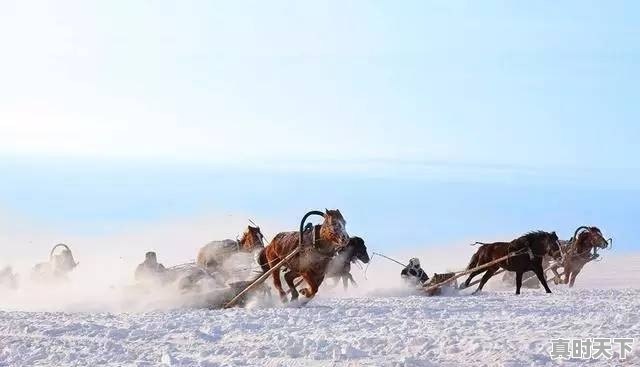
<box><xmin>196</xmin><ymin>226</ymin><xmax>265</xmax><ymax>276</ymax></box>
<box><xmin>0</xmin><ymin>266</ymin><xmax>18</xmax><ymax>289</ymax></box>
<box><xmin>135</xmin><ymin>252</ymin><xmax>168</xmax><ymax>283</ymax></box>
<box><xmin>31</xmin><ymin>244</ymin><xmax>78</xmax><ymax>283</ymax></box>
<box><xmin>401</xmin><ymin>258</ymin><xmax>429</xmax><ymax>285</ymax></box>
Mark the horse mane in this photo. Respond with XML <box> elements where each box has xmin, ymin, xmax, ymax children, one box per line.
<box><xmin>513</xmin><ymin>230</ymin><xmax>554</xmax><ymax>247</ymax></box>
<box><xmin>520</xmin><ymin>230</ymin><xmax>552</xmax><ymax>240</ymax></box>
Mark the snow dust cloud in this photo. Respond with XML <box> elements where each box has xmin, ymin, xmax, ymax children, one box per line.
<box><xmin>1</xmin><ymin>214</ymin><xmax>638</xmax><ymax>313</ymax></box>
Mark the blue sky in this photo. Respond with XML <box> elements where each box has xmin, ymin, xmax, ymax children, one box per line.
<box><xmin>0</xmin><ymin>1</ymin><xmax>638</xmax><ymax>253</ymax></box>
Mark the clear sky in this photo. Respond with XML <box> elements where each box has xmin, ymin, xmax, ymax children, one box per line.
<box><xmin>0</xmin><ymin>1</ymin><xmax>638</xmax><ymax>257</ymax></box>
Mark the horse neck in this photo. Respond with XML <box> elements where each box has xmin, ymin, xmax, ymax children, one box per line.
<box><xmin>522</xmin><ymin>233</ymin><xmax>549</xmax><ymax>254</ymax></box>
<box><xmin>574</xmin><ymin>234</ymin><xmax>593</xmax><ymax>254</ymax></box>
<box><xmin>320</xmin><ymin>221</ymin><xmax>344</xmax><ymax>240</ymax></box>
<box><xmin>241</xmin><ymin>234</ymin><xmax>262</xmax><ymax>251</ymax></box>
<box><xmin>338</xmin><ymin>246</ymin><xmax>355</xmax><ymax>262</ymax></box>
<box><xmin>240</xmin><ymin>239</ymin><xmax>253</xmax><ymax>251</ymax></box>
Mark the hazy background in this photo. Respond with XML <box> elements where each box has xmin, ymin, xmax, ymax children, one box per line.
<box><xmin>1</xmin><ymin>1</ymin><xmax>638</xmax><ymax>270</ymax></box>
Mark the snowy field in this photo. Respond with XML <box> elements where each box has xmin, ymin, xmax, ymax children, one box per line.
<box><xmin>1</xmin><ymin>253</ymin><xmax>638</xmax><ymax>366</ymax></box>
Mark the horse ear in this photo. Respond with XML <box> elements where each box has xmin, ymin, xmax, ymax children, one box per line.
<box><xmin>325</xmin><ymin>208</ymin><xmax>330</xmax><ymax>214</ymax></box>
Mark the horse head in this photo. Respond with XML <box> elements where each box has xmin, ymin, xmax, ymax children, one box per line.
<box><xmin>319</xmin><ymin>209</ymin><xmax>350</xmax><ymax>248</ymax></box>
<box><xmin>343</xmin><ymin>236</ymin><xmax>370</xmax><ymax>264</ymax></box>
<box><xmin>586</xmin><ymin>226</ymin><xmax>611</xmax><ymax>250</ymax></box>
<box><xmin>573</xmin><ymin>225</ymin><xmax>611</xmax><ymax>251</ymax></box>
<box><xmin>238</xmin><ymin>225</ymin><xmax>265</xmax><ymax>252</ymax></box>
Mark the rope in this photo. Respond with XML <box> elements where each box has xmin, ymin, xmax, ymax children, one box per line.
<box><xmin>371</xmin><ymin>252</ymin><xmax>407</xmax><ymax>267</ymax></box>
<box><xmin>364</xmin><ymin>251</ymin><xmax>404</xmax><ymax>280</ymax></box>
<box><xmin>363</xmin><ymin>256</ymin><xmax>372</xmax><ymax>280</ymax></box>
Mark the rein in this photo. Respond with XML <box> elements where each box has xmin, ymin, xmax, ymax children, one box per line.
<box><xmin>364</xmin><ymin>251</ymin><xmax>406</xmax><ymax>280</ymax></box>
<box><xmin>370</xmin><ymin>252</ymin><xmax>407</xmax><ymax>267</ymax></box>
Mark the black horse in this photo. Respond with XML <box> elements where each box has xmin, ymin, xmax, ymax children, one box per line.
<box><xmin>463</xmin><ymin>231</ymin><xmax>562</xmax><ymax>294</ymax></box>
<box><xmin>322</xmin><ymin>236</ymin><xmax>370</xmax><ymax>290</ymax></box>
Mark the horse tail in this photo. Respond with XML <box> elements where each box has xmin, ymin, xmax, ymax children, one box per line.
<box><xmin>466</xmin><ymin>251</ymin><xmax>480</xmax><ymax>270</ymax></box>
<box><xmin>257</xmin><ymin>248</ymin><xmax>270</xmax><ymax>274</ymax></box>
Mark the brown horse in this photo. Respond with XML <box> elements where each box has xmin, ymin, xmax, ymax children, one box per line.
<box><xmin>258</xmin><ymin>209</ymin><xmax>349</xmax><ymax>302</ymax></box>
<box><xmin>559</xmin><ymin>226</ymin><xmax>610</xmax><ymax>287</ymax></box>
<box><xmin>463</xmin><ymin>231</ymin><xmax>561</xmax><ymax>294</ymax></box>
<box><xmin>196</xmin><ymin>225</ymin><xmax>265</xmax><ymax>273</ymax></box>
<box><xmin>325</xmin><ymin>236</ymin><xmax>370</xmax><ymax>290</ymax></box>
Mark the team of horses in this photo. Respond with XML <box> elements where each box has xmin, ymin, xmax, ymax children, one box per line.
<box><xmin>10</xmin><ymin>208</ymin><xmax>611</xmax><ymax>303</ymax></box>
<box><xmin>463</xmin><ymin>226</ymin><xmax>611</xmax><ymax>294</ymax></box>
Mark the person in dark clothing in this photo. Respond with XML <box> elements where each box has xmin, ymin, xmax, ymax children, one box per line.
<box><xmin>401</xmin><ymin>258</ymin><xmax>429</xmax><ymax>285</ymax></box>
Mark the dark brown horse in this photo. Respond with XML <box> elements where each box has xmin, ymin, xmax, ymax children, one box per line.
<box><xmin>196</xmin><ymin>225</ymin><xmax>265</xmax><ymax>273</ymax></box>
<box><xmin>325</xmin><ymin>236</ymin><xmax>370</xmax><ymax>290</ymax></box>
<box><xmin>560</xmin><ymin>226</ymin><xmax>610</xmax><ymax>287</ymax></box>
<box><xmin>258</xmin><ymin>209</ymin><xmax>349</xmax><ymax>302</ymax></box>
<box><xmin>463</xmin><ymin>231</ymin><xmax>561</xmax><ymax>294</ymax></box>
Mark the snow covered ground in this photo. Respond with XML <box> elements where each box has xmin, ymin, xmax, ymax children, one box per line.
<box><xmin>1</xmin><ymin>252</ymin><xmax>638</xmax><ymax>366</ymax></box>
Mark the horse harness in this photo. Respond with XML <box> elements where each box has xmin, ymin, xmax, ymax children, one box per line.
<box><xmin>563</xmin><ymin>240</ymin><xmax>599</xmax><ymax>264</ymax></box>
<box><xmin>505</xmin><ymin>242</ymin><xmax>535</xmax><ymax>264</ymax></box>
<box><xmin>306</xmin><ymin>224</ymin><xmax>337</xmax><ymax>257</ymax></box>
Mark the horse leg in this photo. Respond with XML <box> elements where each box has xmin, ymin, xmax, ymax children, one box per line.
<box><xmin>268</xmin><ymin>261</ymin><xmax>287</xmax><ymax>302</ymax></box>
<box><xmin>299</xmin><ymin>273</ymin><xmax>316</xmax><ymax>298</ymax></box>
<box><xmin>300</xmin><ymin>272</ymin><xmax>323</xmax><ymax>298</ymax></box>
<box><xmin>347</xmin><ymin>273</ymin><xmax>358</xmax><ymax>288</ymax></box>
<box><xmin>550</xmin><ymin>265</ymin><xmax>562</xmax><ymax>284</ymax></box>
<box><xmin>515</xmin><ymin>271</ymin><xmax>523</xmax><ymax>295</ymax></box>
<box><xmin>464</xmin><ymin>269</ymin><xmax>485</xmax><ymax>288</ymax></box>
<box><xmin>315</xmin><ymin>274</ymin><xmax>326</xmax><ymax>294</ymax></box>
<box><xmin>563</xmin><ymin>266</ymin><xmax>572</xmax><ymax>285</ymax></box>
<box><xmin>533</xmin><ymin>263</ymin><xmax>552</xmax><ymax>293</ymax></box>
<box><xmin>473</xmin><ymin>266</ymin><xmax>498</xmax><ymax>294</ymax></box>
<box><xmin>284</xmin><ymin>271</ymin><xmax>300</xmax><ymax>301</ymax></box>
<box><xmin>569</xmin><ymin>267</ymin><xmax>582</xmax><ymax>288</ymax></box>
<box><xmin>569</xmin><ymin>272</ymin><xmax>578</xmax><ymax>287</ymax></box>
